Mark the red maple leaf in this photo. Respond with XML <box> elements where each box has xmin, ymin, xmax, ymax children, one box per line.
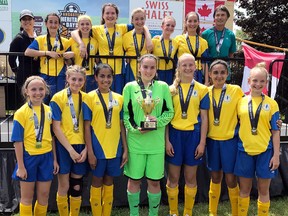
<box><xmin>200</xmin><ymin>27</ymin><xmax>206</xmax><ymax>33</ymax></box>
<box><xmin>198</xmin><ymin>4</ymin><xmax>212</xmax><ymax>20</ymax></box>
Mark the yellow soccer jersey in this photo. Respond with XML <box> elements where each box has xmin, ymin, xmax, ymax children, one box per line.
<box><xmin>174</xmin><ymin>34</ymin><xmax>209</xmax><ymax>70</ymax></box>
<box><xmin>50</xmin><ymin>88</ymin><xmax>86</xmax><ymax>145</ymax></box>
<box><xmin>12</xmin><ymin>103</ymin><xmax>52</xmax><ymax>155</ymax></box>
<box><xmin>152</xmin><ymin>37</ymin><xmax>178</xmax><ymax>70</ymax></box>
<box><xmin>70</xmin><ymin>37</ymin><xmax>98</xmax><ymax>76</ymax></box>
<box><xmin>83</xmin><ymin>90</ymin><xmax>123</xmax><ymax>159</ymax></box>
<box><xmin>171</xmin><ymin>82</ymin><xmax>209</xmax><ymax>131</ymax></box>
<box><xmin>123</xmin><ymin>30</ymin><xmax>150</xmax><ymax>78</ymax></box>
<box><xmin>207</xmin><ymin>84</ymin><xmax>244</xmax><ymax>140</ymax></box>
<box><xmin>28</xmin><ymin>35</ymin><xmax>70</xmax><ymax>76</ymax></box>
<box><xmin>237</xmin><ymin>95</ymin><xmax>280</xmax><ymax>155</ymax></box>
<box><xmin>92</xmin><ymin>24</ymin><xmax>130</xmax><ymax>75</ymax></box>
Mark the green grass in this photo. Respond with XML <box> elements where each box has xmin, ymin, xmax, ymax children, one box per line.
<box><xmin>11</xmin><ymin>196</ymin><xmax>288</xmax><ymax>216</ymax></box>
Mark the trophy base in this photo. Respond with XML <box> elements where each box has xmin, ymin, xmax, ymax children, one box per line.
<box><xmin>140</xmin><ymin>120</ymin><xmax>157</xmax><ymax>130</ymax></box>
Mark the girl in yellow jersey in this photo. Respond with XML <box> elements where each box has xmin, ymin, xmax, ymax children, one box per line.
<box><xmin>206</xmin><ymin>60</ymin><xmax>244</xmax><ymax>216</ymax></box>
<box><xmin>50</xmin><ymin>65</ymin><xmax>87</xmax><ymax>216</ymax></box>
<box><xmin>25</xmin><ymin>13</ymin><xmax>73</xmax><ymax>103</ymax></box>
<box><xmin>165</xmin><ymin>53</ymin><xmax>209</xmax><ymax>216</ymax></box>
<box><xmin>174</xmin><ymin>12</ymin><xmax>209</xmax><ymax>85</ymax></box>
<box><xmin>12</xmin><ymin>76</ymin><xmax>59</xmax><ymax>215</ymax></box>
<box><xmin>235</xmin><ymin>63</ymin><xmax>280</xmax><ymax>216</ymax></box>
<box><xmin>152</xmin><ymin>16</ymin><xmax>179</xmax><ymax>85</ymax></box>
<box><xmin>70</xmin><ymin>15</ymin><xmax>98</xmax><ymax>92</ymax></box>
<box><xmin>83</xmin><ymin>64</ymin><xmax>128</xmax><ymax>216</ymax></box>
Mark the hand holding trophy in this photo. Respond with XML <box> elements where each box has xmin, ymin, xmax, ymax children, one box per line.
<box><xmin>137</xmin><ymin>89</ymin><xmax>160</xmax><ymax>130</ymax></box>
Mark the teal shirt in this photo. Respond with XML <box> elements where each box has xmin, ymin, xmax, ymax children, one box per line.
<box><xmin>202</xmin><ymin>27</ymin><xmax>236</xmax><ymax>58</ymax></box>
<box><xmin>123</xmin><ymin>80</ymin><xmax>174</xmax><ymax>154</ymax></box>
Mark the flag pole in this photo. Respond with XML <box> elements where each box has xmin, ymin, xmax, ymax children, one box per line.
<box><xmin>236</xmin><ymin>37</ymin><xmax>288</xmax><ymax>52</ymax></box>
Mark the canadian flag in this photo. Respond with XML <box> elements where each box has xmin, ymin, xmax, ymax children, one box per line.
<box><xmin>241</xmin><ymin>42</ymin><xmax>285</xmax><ymax>99</ymax></box>
<box><xmin>185</xmin><ymin>0</ymin><xmax>234</xmax><ymax>32</ymax></box>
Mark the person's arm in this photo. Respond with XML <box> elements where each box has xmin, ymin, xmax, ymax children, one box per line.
<box><xmin>195</xmin><ymin>109</ymin><xmax>208</xmax><ymax>159</ymax></box>
<box><xmin>143</xmin><ymin>25</ymin><xmax>153</xmax><ymax>53</ymax></box>
<box><xmin>270</xmin><ymin>130</ymin><xmax>280</xmax><ymax>170</ymax></box>
<box><xmin>165</xmin><ymin>125</ymin><xmax>174</xmax><ymax>157</ymax></box>
<box><xmin>71</xmin><ymin>29</ymin><xmax>87</xmax><ymax>58</ymax></box>
<box><xmin>120</xmin><ymin>120</ymin><xmax>128</xmax><ymax>168</ymax></box>
<box><xmin>8</xmin><ymin>36</ymin><xmax>20</xmax><ymax>73</ymax></box>
<box><xmin>52</xmin><ymin>120</ymin><xmax>81</xmax><ymax>163</ymax></box>
<box><xmin>84</xmin><ymin>120</ymin><xmax>96</xmax><ymax>169</ymax></box>
<box><xmin>202</xmin><ymin>62</ymin><xmax>210</xmax><ymax>86</ymax></box>
<box><xmin>14</xmin><ymin>141</ymin><xmax>27</xmax><ymax>180</ymax></box>
<box><xmin>25</xmin><ymin>48</ymin><xmax>61</xmax><ymax>59</ymax></box>
<box><xmin>52</xmin><ymin>136</ymin><xmax>59</xmax><ymax>175</ymax></box>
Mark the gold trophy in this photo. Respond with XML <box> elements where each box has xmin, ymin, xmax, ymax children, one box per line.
<box><xmin>137</xmin><ymin>90</ymin><xmax>159</xmax><ymax>130</ymax></box>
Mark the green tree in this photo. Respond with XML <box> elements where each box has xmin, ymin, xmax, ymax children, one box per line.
<box><xmin>234</xmin><ymin>0</ymin><xmax>288</xmax><ymax>52</ymax></box>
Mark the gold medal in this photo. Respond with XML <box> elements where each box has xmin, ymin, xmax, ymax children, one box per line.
<box><xmin>35</xmin><ymin>141</ymin><xmax>42</xmax><ymax>149</ymax></box>
<box><xmin>182</xmin><ymin>112</ymin><xmax>187</xmax><ymax>119</ymax></box>
<box><xmin>213</xmin><ymin>118</ymin><xmax>220</xmax><ymax>126</ymax></box>
<box><xmin>73</xmin><ymin>126</ymin><xmax>79</xmax><ymax>133</ymax></box>
<box><xmin>106</xmin><ymin>122</ymin><xmax>111</xmax><ymax>129</ymax></box>
<box><xmin>251</xmin><ymin>128</ymin><xmax>257</xmax><ymax>135</ymax></box>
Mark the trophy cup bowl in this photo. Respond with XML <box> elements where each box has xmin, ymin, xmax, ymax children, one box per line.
<box><xmin>137</xmin><ymin>95</ymin><xmax>159</xmax><ymax>130</ymax></box>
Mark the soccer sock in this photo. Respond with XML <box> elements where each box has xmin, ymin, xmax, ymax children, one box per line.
<box><xmin>166</xmin><ymin>185</ymin><xmax>179</xmax><ymax>215</ymax></box>
<box><xmin>33</xmin><ymin>200</ymin><xmax>48</xmax><ymax>216</ymax></box>
<box><xmin>183</xmin><ymin>185</ymin><xmax>197</xmax><ymax>216</ymax></box>
<box><xmin>209</xmin><ymin>181</ymin><xmax>221</xmax><ymax>216</ymax></box>
<box><xmin>257</xmin><ymin>199</ymin><xmax>270</xmax><ymax>216</ymax></box>
<box><xmin>20</xmin><ymin>203</ymin><xmax>32</xmax><ymax>216</ymax></box>
<box><xmin>56</xmin><ymin>193</ymin><xmax>68</xmax><ymax>216</ymax></box>
<box><xmin>90</xmin><ymin>186</ymin><xmax>102</xmax><ymax>216</ymax></box>
<box><xmin>147</xmin><ymin>191</ymin><xmax>161</xmax><ymax>216</ymax></box>
<box><xmin>238</xmin><ymin>196</ymin><xmax>250</xmax><ymax>216</ymax></box>
<box><xmin>102</xmin><ymin>184</ymin><xmax>114</xmax><ymax>216</ymax></box>
<box><xmin>69</xmin><ymin>195</ymin><xmax>82</xmax><ymax>216</ymax></box>
<box><xmin>228</xmin><ymin>185</ymin><xmax>239</xmax><ymax>216</ymax></box>
<box><xmin>127</xmin><ymin>190</ymin><xmax>140</xmax><ymax>216</ymax></box>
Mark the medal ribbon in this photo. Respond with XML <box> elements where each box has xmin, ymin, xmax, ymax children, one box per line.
<box><xmin>212</xmin><ymin>84</ymin><xmax>227</xmax><ymax>124</ymax></box>
<box><xmin>133</xmin><ymin>30</ymin><xmax>145</xmax><ymax>58</ymax></box>
<box><xmin>28</xmin><ymin>101</ymin><xmax>45</xmax><ymax>145</ymax></box>
<box><xmin>104</xmin><ymin>24</ymin><xmax>116</xmax><ymax>55</ymax></box>
<box><xmin>96</xmin><ymin>89</ymin><xmax>113</xmax><ymax>127</ymax></box>
<box><xmin>248</xmin><ymin>94</ymin><xmax>265</xmax><ymax>133</ymax></box>
<box><xmin>186</xmin><ymin>33</ymin><xmax>199</xmax><ymax>57</ymax></box>
<box><xmin>160</xmin><ymin>36</ymin><xmax>172</xmax><ymax>64</ymax></box>
<box><xmin>178</xmin><ymin>80</ymin><xmax>195</xmax><ymax>116</ymax></box>
<box><xmin>67</xmin><ymin>88</ymin><xmax>82</xmax><ymax>130</ymax></box>
<box><xmin>80</xmin><ymin>31</ymin><xmax>91</xmax><ymax>69</ymax></box>
<box><xmin>214</xmin><ymin>27</ymin><xmax>226</xmax><ymax>54</ymax></box>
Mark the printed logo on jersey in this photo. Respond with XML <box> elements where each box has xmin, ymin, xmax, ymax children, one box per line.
<box><xmin>262</xmin><ymin>103</ymin><xmax>270</xmax><ymax>111</ymax></box>
<box><xmin>192</xmin><ymin>90</ymin><xmax>198</xmax><ymax>97</ymax></box>
<box><xmin>47</xmin><ymin>111</ymin><xmax>52</xmax><ymax>121</ymax></box>
<box><xmin>224</xmin><ymin>94</ymin><xmax>231</xmax><ymax>103</ymax></box>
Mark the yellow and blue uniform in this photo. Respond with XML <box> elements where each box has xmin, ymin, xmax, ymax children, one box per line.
<box><xmin>166</xmin><ymin>81</ymin><xmax>209</xmax><ymax>166</ymax></box>
<box><xmin>123</xmin><ymin>31</ymin><xmax>150</xmax><ymax>83</ymax></box>
<box><xmin>83</xmin><ymin>90</ymin><xmax>123</xmax><ymax>176</ymax></box>
<box><xmin>50</xmin><ymin>88</ymin><xmax>87</xmax><ymax>175</ymax></box>
<box><xmin>11</xmin><ymin>102</ymin><xmax>53</xmax><ymax>181</ymax></box>
<box><xmin>92</xmin><ymin>24</ymin><xmax>133</xmax><ymax>93</ymax></box>
<box><xmin>28</xmin><ymin>35</ymin><xmax>71</xmax><ymax>101</ymax></box>
<box><xmin>206</xmin><ymin>84</ymin><xmax>244</xmax><ymax>172</ymax></box>
<box><xmin>152</xmin><ymin>36</ymin><xmax>178</xmax><ymax>85</ymax></box>
<box><xmin>235</xmin><ymin>95</ymin><xmax>279</xmax><ymax>178</ymax></box>
<box><xmin>69</xmin><ymin>37</ymin><xmax>98</xmax><ymax>92</ymax></box>
<box><xmin>174</xmin><ymin>34</ymin><xmax>209</xmax><ymax>84</ymax></box>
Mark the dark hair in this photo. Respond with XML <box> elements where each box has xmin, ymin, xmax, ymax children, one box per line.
<box><xmin>213</xmin><ymin>5</ymin><xmax>230</xmax><ymax>18</ymax></box>
<box><xmin>101</xmin><ymin>3</ymin><xmax>119</xmax><ymax>25</ymax></box>
<box><xmin>94</xmin><ymin>63</ymin><xmax>114</xmax><ymax>76</ymax></box>
<box><xmin>209</xmin><ymin>59</ymin><xmax>229</xmax><ymax>72</ymax></box>
<box><xmin>45</xmin><ymin>13</ymin><xmax>64</xmax><ymax>51</ymax></box>
<box><xmin>183</xmin><ymin>12</ymin><xmax>200</xmax><ymax>35</ymax></box>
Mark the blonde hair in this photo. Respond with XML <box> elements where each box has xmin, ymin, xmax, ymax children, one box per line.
<box><xmin>170</xmin><ymin>53</ymin><xmax>195</xmax><ymax>96</ymax></box>
<box><xmin>65</xmin><ymin>65</ymin><xmax>86</xmax><ymax>88</ymax></box>
<box><xmin>250</xmin><ymin>62</ymin><xmax>269</xmax><ymax>80</ymax></box>
<box><xmin>161</xmin><ymin>15</ymin><xmax>176</xmax><ymax>26</ymax></box>
<box><xmin>131</xmin><ymin>7</ymin><xmax>145</xmax><ymax>23</ymax></box>
<box><xmin>77</xmin><ymin>15</ymin><xmax>92</xmax><ymax>24</ymax></box>
<box><xmin>22</xmin><ymin>76</ymin><xmax>49</xmax><ymax>100</ymax></box>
